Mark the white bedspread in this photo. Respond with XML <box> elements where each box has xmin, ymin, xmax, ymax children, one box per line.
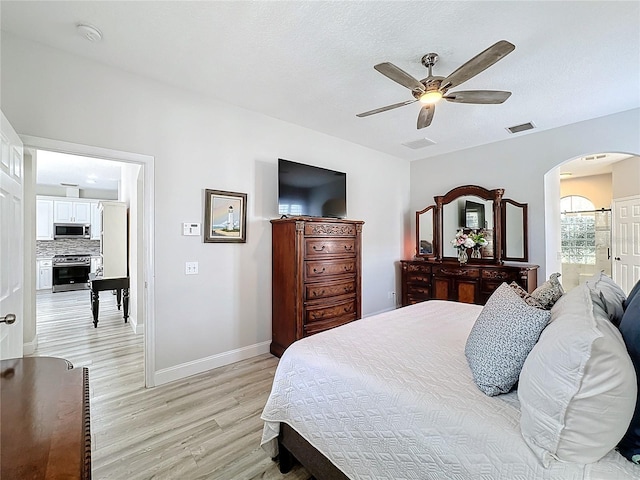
<box><xmin>261</xmin><ymin>300</ymin><xmax>639</xmax><ymax>480</ymax></box>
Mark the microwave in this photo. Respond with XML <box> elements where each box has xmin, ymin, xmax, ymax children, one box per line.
<box><xmin>54</xmin><ymin>223</ymin><xmax>91</xmax><ymax>239</ymax></box>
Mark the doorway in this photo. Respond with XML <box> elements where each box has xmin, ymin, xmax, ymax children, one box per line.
<box><xmin>22</xmin><ymin>135</ymin><xmax>155</xmax><ymax>387</ymax></box>
<box><xmin>560</xmin><ymin>195</ymin><xmax>612</xmax><ymax>290</ymax></box>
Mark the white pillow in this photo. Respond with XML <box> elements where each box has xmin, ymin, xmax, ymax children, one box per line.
<box><xmin>518</xmin><ymin>283</ymin><xmax>637</xmax><ymax>466</ymax></box>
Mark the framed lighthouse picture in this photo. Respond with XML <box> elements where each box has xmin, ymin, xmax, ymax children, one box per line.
<box><xmin>204</xmin><ymin>189</ymin><xmax>247</xmax><ymax>243</ymax></box>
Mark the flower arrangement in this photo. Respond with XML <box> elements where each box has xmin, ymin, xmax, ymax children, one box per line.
<box><xmin>451</xmin><ymin>229</ymin><xmax>488</xmax><ymax>251</ymax></box>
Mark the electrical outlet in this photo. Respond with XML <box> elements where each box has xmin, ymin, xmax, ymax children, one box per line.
<box><xmin>185</xmin><ymin>262</ymin><xmax>199</xmax><ymax>275</ymax></box>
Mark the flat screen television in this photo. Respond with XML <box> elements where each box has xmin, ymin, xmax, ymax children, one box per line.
<box><xmin>278</xmin><ymin>159</ymin><xmax>347</xmax><ymax>218</ymax></box>
<box><xmin>464</xmin><ymin>200</ymin><xmax>485</xmax><ymax>229</ymax></box>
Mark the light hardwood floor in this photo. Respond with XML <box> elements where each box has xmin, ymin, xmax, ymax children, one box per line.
<box><xmin>32</xmin><ymin>289</ymin><xmax>310</xmax><ymax>480</ymax></box>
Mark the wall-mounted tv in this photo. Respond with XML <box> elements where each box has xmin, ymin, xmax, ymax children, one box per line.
<box><xmin>278</xmin><ymin>159</ymin><xmax>346</xmax><ymax>218</ymax></box>
<box><xmin>464</xmin><ymin>200</ymin><xmax>485</xmax><ymax>229</ymax></box>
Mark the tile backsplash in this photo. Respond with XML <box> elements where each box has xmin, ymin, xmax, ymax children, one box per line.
<box><xmin>37</xmin><ymin>239</ymin><xmax>100</xmax><ymax>257</ymax></box>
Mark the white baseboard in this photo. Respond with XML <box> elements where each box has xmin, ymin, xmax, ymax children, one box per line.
<box><xmin>23</xmin><ymin>334</ymin><xmax>38</xmax><ymax>355</ymax></box>
<box><xmin>153</xmin><ymin>340</ymin><xmax>271</xmax><ymax>387</ymax></box>
<box><xmin>128</xmin><ymin>316</ymin><xmax>143</xmax><ymax>335</ymax></box>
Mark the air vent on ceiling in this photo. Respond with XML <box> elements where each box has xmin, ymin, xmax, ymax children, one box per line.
<box><xmin>584</xmin><ymin>154</ymin><xmax>607</xmax><ymax>161</ymax></box>
<box><xmin>402</xmin><ymin>138</ymin><xmax>436</xmax><ymax>150</ymax></box>
<box><xmin>60</xmin><ymin>182</ymin><xmax>79</xmax><ymax>187</ymax></box>
<box><xmin>506</xmin><ymin>122</ymin><xmax>536</xmax><ymax>134</ymax></box>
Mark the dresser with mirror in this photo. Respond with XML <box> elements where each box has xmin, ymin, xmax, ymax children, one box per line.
<box><xmin>401</xmin><ymin>185</ymin><xmax>538</xmax><ymax>306</ymax></box>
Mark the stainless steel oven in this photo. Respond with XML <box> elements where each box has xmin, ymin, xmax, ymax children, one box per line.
<box><xmin>52</xmin><ymin>255</ymin><xmax>91</xmax><ymax>292</ymax></box>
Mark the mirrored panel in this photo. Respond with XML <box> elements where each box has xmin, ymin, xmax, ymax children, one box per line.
<box><xmin>502</xmin><ymin>199</ymin><xmax>528</xmax><ymax>261</ymax></box>
<box><xmin>416</xmin><ymin>206</ymin><xmax>435</xmax><ymax>257</ymax></box>
<box><xmin>442</xmin><ymin>195</ymin><xmax>494</xmax><ymax>259</ymax></box>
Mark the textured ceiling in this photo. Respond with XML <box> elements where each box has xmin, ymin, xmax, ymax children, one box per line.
<box><xmin>2</xmin><ymin>1</ymin><xmax>639</xmax><ymax>164</ymax></box>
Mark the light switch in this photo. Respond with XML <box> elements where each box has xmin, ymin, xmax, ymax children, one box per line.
<box><xmin>183</xmin><ymin>223</ymin><xmax>201</xmax><ymax>236</ymax></box>
<box><xmin>185</xmin><ymin>262</ymin><xmax>199</xmax><ymax>275</ymax></box>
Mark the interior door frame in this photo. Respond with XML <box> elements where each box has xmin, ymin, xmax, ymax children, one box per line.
<box><xmin>21</xmin><ymin>135</ymin><xmax>156</xmax><ymax>388</ymax></box>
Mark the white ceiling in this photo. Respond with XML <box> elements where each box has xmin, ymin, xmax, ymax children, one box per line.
<box><xmin>2</xmin><ymin>1</ymin><xmax>639</xmax><ymax>167</ymax></box>
<box><xmin>36</xmin><ymin>150</ymin><xmax>121</xmax><ymax>191</ymax></box>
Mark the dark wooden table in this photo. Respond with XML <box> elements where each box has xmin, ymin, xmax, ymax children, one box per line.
<box><xmin>88</xmin><ymin>273</ymin><xmax>130</xmax><ymax>327</ymax></box>
<box><xmin>0</xmin><ymin>357</ymin><xmax>91</xmax><ymax>480</ymax></box>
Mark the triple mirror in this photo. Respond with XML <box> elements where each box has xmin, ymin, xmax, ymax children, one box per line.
<box><xmin>416</xmin><ymin>185</ymin><xmax>528</xmax><ymax>263</ymax></box>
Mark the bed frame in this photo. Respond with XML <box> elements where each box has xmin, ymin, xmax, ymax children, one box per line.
<box><xmin>277</xmin><ymin>423</ymin><xmax>349</xmax><ymax>480</ymax></box>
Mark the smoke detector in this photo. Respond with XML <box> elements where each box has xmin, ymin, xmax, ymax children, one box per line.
<box><xmin>77</xmin><ymin>24</ymin><xmax>103</xmax><ymax>42</ymax></box>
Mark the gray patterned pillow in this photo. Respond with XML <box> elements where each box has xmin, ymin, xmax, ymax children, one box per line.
<box><xmin>465</xmin><ymin>283</ymin><xmax>551</xmax><ymax>396</ymax></box>
<box><xmin>531</xmin><ymin>273</ymin><xmax>564</xmax><ymax>310</ymax></box>
<box><xmin>509</xmin><ymin>282</ymin><xmax>546</xmax><ymax>309</ymax></box>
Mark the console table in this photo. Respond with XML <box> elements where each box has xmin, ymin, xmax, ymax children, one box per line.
<box><xmin>0</xmin><ymin>357</ymin><xmax>91</xmax><ymax>480</ymax></box>
<box><xmin>88</xmin><ymin>273</ymin><xmax>130</xmax><ymax>327</ymax></box>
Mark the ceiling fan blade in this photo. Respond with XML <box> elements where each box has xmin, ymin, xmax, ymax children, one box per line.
<box><xmin>441</xmin><ymin>40</ymin><xmax>515</xmax><ymax>91</ymax></box>
<box><xmin>417</xmin><ymin>104</ymin><xmax>435</xmax><ymax>129</ymax></box>
<box><xmin>356</xmin><ymin>99</ymin><xmax>417</xmax><ymax>117</ymax></box>
<box><xmin>374</xmin><ymin>62</ymin><xmax>425</xmax><ymax>92</ymax></box>
<box><xmin>443</xmin><ymin>90</ymin><xmax>512</xmax><ymax>104</ymax></box>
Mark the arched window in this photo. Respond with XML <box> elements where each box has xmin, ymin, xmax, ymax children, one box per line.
<box><xmin>560</xmin><ymin>195</ymin><xmax>595</xmax><ymax>213</ymax></box>
<box><xmin>560</xmin><ymin>195</ymin><xmax>597</xmax><ymax>265</ymax></box>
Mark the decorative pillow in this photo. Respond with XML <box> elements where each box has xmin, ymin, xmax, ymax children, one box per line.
<box><xmin>585</xmin><ymin>271</ymin><xmax>626</xmax><ymax>326</ymax></box>
<box><xmin>465</xmin><ymin>283</ymin><xmax>551</xmax><ymax>396</ymax></box>
<box><xmin>618</xmin><ymin>292</ymin><xmax>640</xmax><ymax>463</ymax></box>
<box><xmin>625</xmin><ymin>278</ymin><xmax>640</xmax><ymax>310</ymax></box>
<box><xmin>508</xmin><ymin>281</ymin><xmax>546</xmax><ymax>309</ymax></box>
<box><xmin>518</xmin><ymin>283</ymin><xmax>637</xmax><ymax>466</ymax></box>
<box><xmin>530</xmin><ymin>272</ymin><xmax>564</xmax><ymax>309</ymax></box>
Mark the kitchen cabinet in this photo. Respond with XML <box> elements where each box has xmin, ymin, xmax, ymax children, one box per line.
<box><xmin>99</xmin><ymin>201</ymin><xmax>128</xmax><ymax>278</ymax></box>
<box><xmin>90</xmin><ymin>202</ymin><xmax>101</xmax><ymax>240</ymax></box>
<box><xmin>36</xmin><ymin>258</ymin><xmax>53</xmax><ymax>290</ymax></box>
<box><xmin>36</xmin><ymin>199</ymin><xmax>54</xmax><ymax>240</ymax></box>
<box><xmin>54</xmin><ymin>200</ymin><xmax>91</xmax><ymax>224</ymax></box>
<box><xmin>90</xmin><ymin>256</ymin><xmax>102</xmax><ymax>275</ymax></box>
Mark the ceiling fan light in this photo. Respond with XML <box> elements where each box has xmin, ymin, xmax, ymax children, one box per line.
<box><xmin>419</xmin><ymin>91</ymin><xmax>442</xmax><ymax>105</ymax></box>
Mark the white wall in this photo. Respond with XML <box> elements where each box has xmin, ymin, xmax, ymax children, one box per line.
<box><xmin>613</xmin><ymin>156</ymin><xmax>640</xmax><ymax>199</ymax></box>
<box><xmin>1</xmin><ymin>34</ymin><xmax>409</xmax><ymax>380</ymax></box>
<box><xmin>410</xmin><ymin>109</ymin><xmax>640</xmax><ymax>282</ymax></box>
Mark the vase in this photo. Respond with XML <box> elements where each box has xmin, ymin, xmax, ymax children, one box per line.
<box><xmin>471</xmin><ymin>247</ymin><xmax>482</xmax><ymax>259</ymax></box>
<box><xmin>458</xmin><ymin>249</ymin><xmax>468</xmax><ymax>265</ymax></box>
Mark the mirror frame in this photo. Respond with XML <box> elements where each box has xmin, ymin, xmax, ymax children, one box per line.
<box><xmin>435</xmin><ymin>185</ymin><xmax>504</xmax><ymax>263</ymax></box>
<box><xmin>501</xmin><ymin>198</ymin><xmax>528</xmax><ymax>262</ymax></box>
<box><xmin>415</xmin><ymin>205</ymin><xmax>436</xmax><ymax>259</ymax></box>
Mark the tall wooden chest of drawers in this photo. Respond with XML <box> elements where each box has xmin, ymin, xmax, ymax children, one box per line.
<box><xmin>270</xmin><ymin>217</ymin><xmax>364</xmax><ymax>357</ymax></box>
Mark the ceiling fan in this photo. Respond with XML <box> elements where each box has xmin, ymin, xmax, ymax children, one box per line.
<box><xmin>356</xmin><ymin>40</ymin><xmax>515</xmax><ymax>129</ymax></box>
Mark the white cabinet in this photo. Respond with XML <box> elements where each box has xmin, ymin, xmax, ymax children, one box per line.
<box><xmin>36</xmin><ymin>199</ymin><xmax>54</xmax><ymax>240</ymax></box>
<box><xmin>90</xmin><ymin>202</ymin><xmax>101</xmax><ymax>240</ymax></box>
<box><xmin>100</xmin><ymin>201</ymin><xmax>128</xmax><ymax>278</ymax></box>
<box><xmin>36</xmin><ymin>259</ymin><xmax>53</xmax><ymax>290</ymax></box>
<box><xmin>90</xmin><ymin>256</ymin><xmax>102</xmax><ymax>274</ymax></box>
<box><xmin>54</xmin><ymin>199</ymin><xmax>91</xmax><ymax>223</ymax></box>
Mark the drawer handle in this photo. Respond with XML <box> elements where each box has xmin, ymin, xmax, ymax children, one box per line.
<box><xmin>344</xmin><ymin>286</ymin><xmax>352</xmax><ymax>292</ymax></box>
<box><xmin>313</xmin><ymin>290</ymin><xmax>325</xmax><ymax>297</ymax></box>
<box><xmin>343</xmin><ymin>306</ymin><xmax>353</xmax><ymax>313</ymax></box>
<box><xmin>313</xmin><ymin>267</ymin><xmax>326</xmax><ymax>274</ymax></box>
<box><xmin>310</xmin><ymin>311</ymin><xmax>325</xmax><ymax>320</ymax></box>
<box><xmin>344</xmin><ymin>245</ymin><xmax>353</xmax><ymax>251</ymax></box>
<box><xmin>313</xmin><ymin>245</ymin><xmax>326</xmax><ymax>252</ymax></box>
<box><xmin>343</xmin><ymin>265</ymin><xmax>353</xmax><ymax>272</ymax></box>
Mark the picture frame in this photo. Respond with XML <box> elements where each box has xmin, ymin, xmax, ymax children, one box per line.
<box><xmin>204</xmin><ymin>189</ymin><xmax>247</xmax><ymax>243</ymax></box>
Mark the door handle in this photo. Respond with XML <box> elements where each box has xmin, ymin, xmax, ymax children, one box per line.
<box><xmin>615</xmin><ymin>257</ymin><xmax>621</xmax><ymax>261</ymax></box>
<box><xmin>0</xmin><ymin>313</ymin><xmax>16</xmax><ymax>325</ymax></box>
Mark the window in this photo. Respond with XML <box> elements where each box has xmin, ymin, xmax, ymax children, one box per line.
<box><xmin>560</xmin><ymin>196</ymin><xmax>596</xmax><ymax>265</ymax></box>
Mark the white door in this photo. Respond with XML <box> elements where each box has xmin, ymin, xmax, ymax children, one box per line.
<box><xmin>0</xmin><ymin>112</ymin><xmax>24</xmax><ymax>359</ymax></box>
<box><xmin>613</xmin><ymin>196</ymin><xmax>640</xmax><ymax>294</ymax></box>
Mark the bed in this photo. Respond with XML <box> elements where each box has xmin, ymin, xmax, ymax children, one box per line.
<box><xmin>260</xmin><ymin>298</ymin><xmax>639</xmax><ymax>480</ymax></box>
